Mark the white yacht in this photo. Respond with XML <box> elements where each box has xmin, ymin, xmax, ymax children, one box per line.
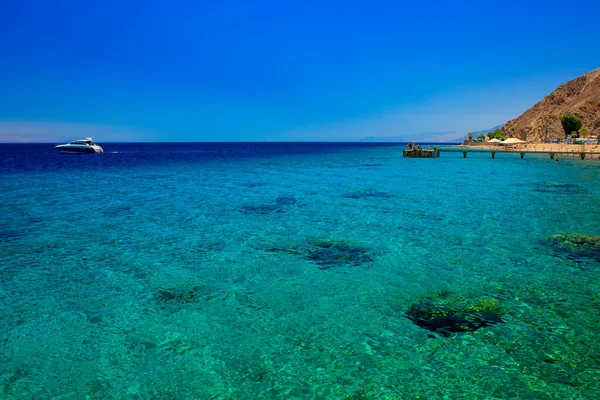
<box><xmin>55</xmin><ymin>137</ymin><xmax>104</xmax><ymax>154</ymax></box>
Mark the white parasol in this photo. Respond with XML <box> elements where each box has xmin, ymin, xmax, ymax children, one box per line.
<box><xmin>502</xmin><ymin>137</ymin><xmax>526</xmax><ymax>144</ymax></box>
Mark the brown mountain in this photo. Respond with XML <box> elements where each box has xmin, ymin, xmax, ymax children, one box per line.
<box><xmin>502</xmin><ymin>68</ymin><xmax>600</xmax><ymax>141</ymax></box>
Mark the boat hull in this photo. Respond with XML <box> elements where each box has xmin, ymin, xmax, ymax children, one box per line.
<box><xmin>56</xmin><ymin>145</ymin><xmax>103</xmax><ymax>154</ymax></box>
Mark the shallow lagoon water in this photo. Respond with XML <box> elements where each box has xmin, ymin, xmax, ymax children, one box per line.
<box><xmin>1</xmin><ymin>143</ymin><xmax>600</xmax><ymax>399</ymax></box>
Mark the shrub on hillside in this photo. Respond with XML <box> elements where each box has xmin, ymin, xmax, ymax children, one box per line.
<box><xmin>560</xmin><ymin>114</ymin><xmax>582</xmax><ymax>138</ymax></box>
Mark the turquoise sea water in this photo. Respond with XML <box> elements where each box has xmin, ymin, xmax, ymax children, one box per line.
<box><xmin>1</xmin><ymin>143</ymin><xmax>600</xmax><ymax>399</ymax></box>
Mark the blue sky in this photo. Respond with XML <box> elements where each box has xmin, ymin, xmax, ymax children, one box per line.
<box><xmin>1</xmin><ymin>0</ymin><xmax>599</xmax><ymax>142</ymax></box>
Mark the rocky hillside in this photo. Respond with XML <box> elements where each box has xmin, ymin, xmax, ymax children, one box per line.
<box><xmin>503</xmin><ymin>68</ymin><xmax>600</xmax><ymax>141</ymax></box>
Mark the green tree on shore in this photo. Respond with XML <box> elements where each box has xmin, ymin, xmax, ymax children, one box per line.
<box><xmin>560</xmin><ymin>114</ymin><xmax>582</xmax><ymax>138</ymax></box>
<box><xmin>467</xmin><ymin>133</ymin><xmax>473</xmax><ymax>140</ymax></box>
<box><xmin>489</xmin><ymin>129</ymin><xmax>504</xmax><ymax>140</ymax></box>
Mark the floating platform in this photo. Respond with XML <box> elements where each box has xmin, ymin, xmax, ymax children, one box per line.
<box><xmin>403</xmin><ymin>149</ymin><xmax>440</xmax><ymax>158</ymax></box>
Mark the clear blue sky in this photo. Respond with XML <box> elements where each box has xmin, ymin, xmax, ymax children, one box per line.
<box><xmin>1</xmin><ymin>0</ymin><xmax>599</xmax><ymax>142</ymax></box>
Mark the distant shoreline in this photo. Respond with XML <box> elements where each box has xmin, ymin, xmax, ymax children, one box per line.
<box><xmin>0</xmin><ymin>141</ymin><xmax>462</xmax><ymax>145</ymax></box>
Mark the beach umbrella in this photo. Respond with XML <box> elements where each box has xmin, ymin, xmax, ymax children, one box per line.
<box><xmin>488</xmin><ymin>138</ymin><xmax>501</xmax><ymax>143</ymax></box>
<box><xmin>503</xmin><ymin>137</ymin><xmax>526</xmax><ymax>144</ymax></box>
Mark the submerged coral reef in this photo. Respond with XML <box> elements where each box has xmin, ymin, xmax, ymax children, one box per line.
<box><xmin>240</xmin><ymin>196</ymin><xmax>299</xmax><ymax>214</ymax></box>
<box><xmin>274</xmin><ymin>196</ymin><xmax>297</xmax><ymax>205</ymax></box>
<box><xmin>533</xmin><ymin>182</ymin><xmax>586</xmax><ymax>195</ymax></box>
<box><xmin>266</xmin><ymin>237</ymin><xmax>375</xmax><ymax>270</ymax></box>
<box><xmin>544</xmin><ymin>233</ymin><xmax>600</xmax><ymax>262</ymax></box>
<box><xmin>155</xmin><ymin>286</ymin><xmax>199</xmax><ymax>305</ymax></box>
<box><xmin>343</xmin><ymin>190</ymin><xmax>394</xmax><ymax>199</ymax></box>
<box><xmin>240</xmin><ymin>203</ymin><xmax>285</xmax><ymax>214</ymax></box>
<box><xmin>406</xmin><ymin>292</ymin><xmax>505</xmax><ymax>336</ymax></box>
<box><xmin>304</xmin><ymin>238</ymin><xmax>374</xmax><ymax>269</ymax></box>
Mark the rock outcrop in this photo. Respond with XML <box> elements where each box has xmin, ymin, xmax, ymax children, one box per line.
<box><xmin>503</xmin><ymin>68</ymin><xmax>600</xmax><ymax>141</ymax></box>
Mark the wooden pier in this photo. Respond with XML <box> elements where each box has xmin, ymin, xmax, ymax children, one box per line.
<box><xmin>439</xmin><ymin>147</ymin><xmax>600</xmax><ymax>160</ymax></box>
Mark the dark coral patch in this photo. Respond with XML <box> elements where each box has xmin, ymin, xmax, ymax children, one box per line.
<box><xmin>239</xmin><ymin>182</ymin><xmax>267</xmax><ymax>187</ymax></box>
<box><xmin>406</xmin><ymin>304</ymin><xmax>502</xmax><ymax>336</ymax></box>
<box><xmin>533</xmin><ymin>182</ymin><xmax>586</xmax><ymax>195</ymax></box>
<box><xmin>266</xmin><ymin>238</ymin><xmax>375</xmax><ymax>270</ymax></box>
<box><xmin>405</xmin><ymin>293</ymin><xmax>505</xmax><ymax>337</ymax></box>
<box><xmin>544</xmin><ymin>233</ymin><xmax>600</xmax><ymax>262</ymax></box>
<box><xmin>102</xmin><ymin>205</ymin><xmax>133</xmax><ymax>216</ymax></box>
<box><xmin>240</xmin><ymin>204</ymin><xmax>285</xmax><ymax>214</ymax></box>
<box><xmin>192</xmin><ymin>240</ymin><xmax>227</xmax><ymax>255</ymax></box>
<box><xmin>0</xmin><ymin>230</ymin><xmax>25</xmax><ymax>242</ymax></box>
<box><xmin>156</xmin><ymin>287</ymin><xmax>199</xmax><ymax>305</ymax></box>
<box><xmin>241</xmin><ymin>195</ymin><xmax>300</xmax><ymax>214</ymax></box>
<box><xmin>275</xmin><ymin>196</ymin><xmax>297</xmax><ymax>205</ymax></box>
<box><xmin>304</xmin><ymin>238</ymin><xmax>374</xmax><ymax>270</ymax></box>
